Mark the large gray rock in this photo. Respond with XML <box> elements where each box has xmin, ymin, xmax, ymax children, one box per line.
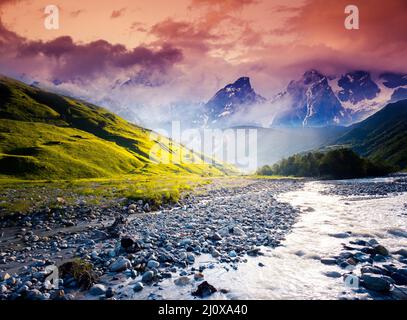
<box><xmin>110</xmin><ymin>257</ymin><xmax>132</xmax><ymax>272</ymax></box>
<box><xmin>374</xmin><ymin>245</ymin><xmax>389</xmax><ymax>256</ymax></box>
<box><xmin>141</xmin><ymin>271</ymin><xmax>154</xmax><ymax>283</ymax></box>
<box><xmin>361</xmin><ymin>274</ymin><xmax>392</xmax><ymax>292</ymax></box>
<box><xmin>320</xmin><ymin>258</ymin><xmax>337</xmax><ymax>265</ymax></box>
<box><xmin>89</xmin><ymin>284</ymin><xmax>107</xmax><ymax>296</ymax></box>
<box><xmin>147</xmin><ymin>260</ymin><xmax>160</xmax><ymax>269</ymax></box>
<box><xmin>133</xmin><ymin>282</ymin><xmax>144</xmax><ymax>292</ymax></box>
<box><xmin>394</xmin><ymin>248</ymin><xmax>407</xmax><ymax>258</ymax></box>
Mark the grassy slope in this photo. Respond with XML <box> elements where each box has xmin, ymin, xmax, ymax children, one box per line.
<box><xmin>334</xmin><ymin>99</ymin><xmax>407</xmax><ymax>169</ymax></box>
<box><xmin>0</xmin><ymin>76</ymin><xmax>234</xmax><ymax>180</ymax></box>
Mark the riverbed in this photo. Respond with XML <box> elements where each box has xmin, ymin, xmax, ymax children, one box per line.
<box><xmin>115</xmin><ymin>177</ymin><xmax>407</xmax><ymax>300</ymax></box>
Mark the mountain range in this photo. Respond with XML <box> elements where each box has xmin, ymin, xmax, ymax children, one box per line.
<box><xmin>203</xmin><ymin>70</ymin><xmax>407</xmax><ymax>128</ymax></box>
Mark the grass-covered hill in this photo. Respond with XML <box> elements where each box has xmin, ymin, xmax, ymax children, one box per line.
<box><xmin>0</xmin><ymin>75</ymin><xmax>232</xmax><ymax>180</ymax></box>
<box><xmin>333</xmin><ymin>99</ymin><xmax>407</xmax><ymax>170</ymax></box>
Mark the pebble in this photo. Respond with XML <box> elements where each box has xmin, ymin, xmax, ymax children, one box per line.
<box><xmin>394</xmin><ymin>248</ymin><xmax>407</xmax><ymax>258</ymax></box>
<box><xmin>141</xmin><ymin>271</ymin><xmax>154</xmax><ymax>283</ymax></box>
<box><xmin>0</xmin><ymin>285</ymin><xmax>8</xmax><ymax>294</ymax></box>
<box><xmin>324</xmin><ymin>271</ymin><xmax>342</xmax><ymax>278</ymax></box>
<box><xmin>211</xmin><ymin>250</ymin><xmax>221</xmax><ymax>258</ymax></box>
<box><xmin>174</xmin><ymin>276</ymin><xmax>190</xmax><ymax>286</ymax></box>
<box><xmin>105</xmin><ymin>287</ymin><xmax>115</xmax><ymax>298</ymax></box>
<box><xmin>89</xmin><ymin>284</ymin><xmax>107</xmax><ymax>296</ymax></box>
<box><xmin>320</xmin><ymin>258</ymin><xmax>337</xmax><ymax>265</ymax></box>
<box><xmin>0</xmin><ymin>272</ymin><xmax>11</xmax><ymax>281</ymax></box>
<box><xmin>228</xmin><ymin>250</ymin><xmax>237</xmax><ymax>258</ymax></box>
<box><xmin>374</xmin><ymin>245</ymin><xmax>389</xmax><ymax>256</ymax></box>
<box><xmin>133</xmin><ymin>282</ymin><xmax>144</xmax><ymax>292</ymax></box>
<box><xmin>147</xmin><ymin>260</ymin><xmax>160</xmax><ymax>269</ymax></box>
<box><xmin>110</xmin><ymin>257</ymin><xmax>132</xmax><ymax>272</ymax></box>
<box><xmin>192</xmin><ymin>281</ymin><xmax>217</xmax><ymax>298</ymax></box>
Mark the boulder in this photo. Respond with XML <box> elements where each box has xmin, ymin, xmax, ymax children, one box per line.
<box><xmin>141</xmin><ymin>271</ymin><xmax>154</xmax><ymax>283</ymax></box>
<box><xmin>320</xmin><ymin>258</ymin><xmax>337</xmax><ymax>265</ymax></box>
<box><xmin>361</xmin><ymin>274</ymin><xmax>392</xmax><ymax>292</ymax></box>
<box><xmin>374</xmin><ymin>245</ymin><xmax>389</xmax><ymax>256</ymax></box>
<box><xmin>110</xmin><ymin>257</ymin><xmax>132</xmax><ymax>272</ymax></box>
<box><xmin>89</xmin><ymin>284</ymin><xmax>107</xmax><ymax>296</ymax></box>
<box><xmin>192</xmin><ymin>281</ymin><xmax>217</xmax><ymax>298</ymax></box>
<box><xmin>133</xmin><ymin>282</ymin><xmax>144</xmax><ymax>292</ymax></box>
<box><xmin>147</xmin><ymin>260</ymin><xmax>160</xmax><ymax>269</ymax></box>
<box><xmin>394</xmin><ymin>248</ymin><xmax>407</xmax><ymax>258</ymax></box>
<box><xmin>120</xmin><ymin>237</ymin><xmax>134</xmax><ymax>250</ymax></box>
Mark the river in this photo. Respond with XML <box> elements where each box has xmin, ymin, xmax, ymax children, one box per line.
<box><xmin>114</xmin><ymin>177</ymin><xmax>407</xmax><ymax>300</ymax></box>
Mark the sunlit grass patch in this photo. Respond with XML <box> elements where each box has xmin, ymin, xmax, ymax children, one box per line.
<box><xmin>0</xmin><ymin>174</ymin><xmax>210</xmax><ymax>216</ymax></box>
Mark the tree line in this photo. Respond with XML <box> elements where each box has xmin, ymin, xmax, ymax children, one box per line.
<box><xmin>257</xmin><ymin>148</ymin><xmax>394</xmax><ymax>179</ymax></box>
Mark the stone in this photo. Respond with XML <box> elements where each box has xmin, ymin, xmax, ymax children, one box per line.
<box><xmin>147</xmin><ymin>260</ymin><xmax>160</xmax><ymax>269</ymax></box>
<box><xmin>390</xmin><ymin>272</ymin><xmax>407</xmax><ymax>286</ymax></box>
<box><xmin>328</xmin><ymin>232</ymin><xmax>350</xmax><ymax>239</ymax></box>
<box><xmin>320</xmin><ymin>258</ymin><xmax>337</xmax><ymax>265</ymax></box>
<box><xmin>128</xmin><ymin>204</ymin><xmax>137</xmax><ymax>210</ymax></box>
<box><xmin>29</xmin><ymin>235</ymin><xmax>40</xmax><ymax>242</ymax></box>
<box><xmin>192</xmin><ymin>281</ymin><xmax>217</xmax><ymax>298</ymax></box>
<box><xmin>394</xmin><ymin>248</ymin><xmax>407</xmax><ymax>258</ymax></box>
<box><xmin>133</xmin><ymin>282</ymin><xmax>144</xmax><ymax>292</ymax></box>
<box><xmin>180</xmin><ymin>238</ymin><xmax>192</xmax><ymax>246</ymax></box>
<box><xmin>228</xmin><ymin>250</ymin><xmax>237</xmax><ymax>258</ymax></box>
<box><xmin>368</xmin><ymin>239</ymin><xmax>379</xmax><ymax>246</ymax></box>
<box><xmin>174</xmin><ymin>276</ymin><xmax>190</xmax><ymax>286</ymax></box>
<box><xmin>26</xmin><ymin>289</ymin><xmax>45</xmax><ymax>300</ymax></box>
<box><xmin>142</xmin><ymin>271</ymin><xmax>154</xmax><ymax>283</ymax></box>
<box><xmin>232</xmin><ymin>227</ymin><xmax>245</xmax><ymax>236</ymax></box>
<box><xmin>211</xmin><ymin>249</ymin><xmax>221</xmax><ymax>258</ymax></box>
<box><xmin>361</xmin><ymin>274</ymin><xmax>392</xmax><ymax>292</ymax></box>
<box><xmin>187</xmin><ymin>253</ymin><xmax>195</xmax><ymax>264</ymax></box>
<box><xmin>373</xmin><ymin>254</ymin><xmax>387</xmax><ymax>262</ymax></box>
<box><xmin>0</xmin><ymin>285</ymin><xmax>8</xmax><ymax>294</ymax></box>
<box><xmin>324</xmin><ymin>271</ymin><xmax>342</xmax><ymax>278</ymax></box>
<box><xmin>211</xmin><ymin>233</ymin><xmax>222</xmax><ymax>241</ymax></box>
<box><xmin>0</xmin><ymin>272</ymin><xmax>11</xmax><ymax>281</ymax></box>
<box><xmin>120</xmin><ymin>237</ymin><xmax>134</xmax><ymax>249</ymax></box>
<box><xmin>361</xmin><ymin>266</ymin><xmax>386</xmax><ymax>275</ymax></box>
<box><xmin>247</xmin><ymin>248</ymin><xmax>261</xmax><ymax>257</ymax></box>
<box><xmin>374</xmin><ymin>245</ymin><xmax>389</xmax><ymax>256</ymax></box>
<box><xmin>346</xmin><ymin>257</ymin><xmax>358</xmax><ymax>266</ymax></box>
<box><xmin>219</xmin><ymin>227</ymin><xmax>231</xmax><ymax>237</ymax></box>
<box><xmin>105</xmin><ymin>287</ymin><xmax>115</xmax><ymax>298</ymax></box>
<box><xmin>194</xmin><ymin>273</ymin><xmax>204</xmax><ymax>281</ymax></box>
<box><xmin>89</xmin><ymin>284</ymin><xmax>107</xmax><ymax>296</ymax></box>
<box><xmin>110</xmin><ymin>257</ymin><xmax>132</xmax><ymax>272</ymax></box>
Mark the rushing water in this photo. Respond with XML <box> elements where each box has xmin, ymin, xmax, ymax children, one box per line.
<box><xmin>111</xmin><ymin>178</ymin><xmax>407</xmax><ymax>300</ymax></box>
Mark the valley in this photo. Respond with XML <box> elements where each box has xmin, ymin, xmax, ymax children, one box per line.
<box><xmin>0</xmin><ymin>74</ymin><xmax>406</xmax><ymax>301</ymax></box>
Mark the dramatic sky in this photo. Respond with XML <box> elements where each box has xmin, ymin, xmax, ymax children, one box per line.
<box><xmin>0</xmin><ymin>0</ymin><xmax>406</xmax><ymax>126</ymax></box>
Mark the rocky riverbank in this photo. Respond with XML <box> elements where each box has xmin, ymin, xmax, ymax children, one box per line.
<box><xmin>321</xmin><ymin>174</ymin><xmax>407</xmax><ymax>197</ymax></box>
<box><xmin>321</xmin><ymin>239</ymin><xmax>407</xmax><ymax>299</ymax></box>
<box><xmin>0</xmin><ymin>178</ymin><xmax>303</xmax><ymax>300</ymax></box>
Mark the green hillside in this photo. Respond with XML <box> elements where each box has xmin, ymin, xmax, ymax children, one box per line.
<box><xmin>0</xmin><ymin>75</ymin><xmax>232</xmax><ymax>180</ymax></box>
<box><xmin>334</xmin><ymin>99</ymin><xmax>407</xmax><ymax>170</ymax></box>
